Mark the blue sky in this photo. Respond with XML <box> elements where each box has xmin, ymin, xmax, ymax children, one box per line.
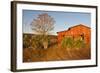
<box><xmin>22</xmin><ymin>10</ymin><xmax>91</xmax><ymax>35</ymax></box>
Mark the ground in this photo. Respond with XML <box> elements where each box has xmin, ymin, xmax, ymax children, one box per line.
<box><xmin>23</xmin><ymin>42</ymin><xmax>90</xmax><ymax>62</ymax></box>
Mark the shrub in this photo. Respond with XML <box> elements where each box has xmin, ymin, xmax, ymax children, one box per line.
<box><xmin>61</xmin><ymin>36</ymin><xmax>87</xmax><ymax>50</ymax></box>
<box><xmin>23</xmin><ymin>35</ymin><xmax>31</xmax><ymax>48</ymax></box>
<box><xmin>74</xmin><ymin>37</ymin><xmax>86</xmax><ymax>50</ymax></box>
<box><xmin>61</xmin><ymin>36</ymin><xmax>74</xmax><ymax>50</ymax></box>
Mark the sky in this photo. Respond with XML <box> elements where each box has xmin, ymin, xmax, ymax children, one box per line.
<box><xmin>22</xmin><ymin>10</ymin><xmax>91</xmax><ymax>35</ymax></box>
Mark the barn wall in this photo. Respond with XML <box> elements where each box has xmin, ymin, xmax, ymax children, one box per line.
<box><xmin>57</xmin><ymin>24</ymin><xmax>91</xmax><ymax>45</ymax></box>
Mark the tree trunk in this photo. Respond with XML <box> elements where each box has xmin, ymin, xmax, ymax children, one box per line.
<box><xmin>43</xmin><ymin>41</ymin><xmax>48</xmax><ymax>49</ymax></box>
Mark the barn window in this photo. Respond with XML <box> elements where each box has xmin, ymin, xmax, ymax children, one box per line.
<box><xmin>80</xmin><ymin>33</ymin><xmax>84</xmax><ymax>40</ymax></box>
<box><xmin>68</xmin><ymin>28</ymin><xmax>71</xmax><ymax>30</ymax></box>
<box><xmin>61</xmin><ymin>35</ymin><xmax>65</xmax><ymax>38</ymax></box>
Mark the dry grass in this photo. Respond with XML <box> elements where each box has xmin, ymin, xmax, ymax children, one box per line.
<box><xmin>23</xmin><ymin>43</ymin><xmax>90</xmax><ymax>62</ymax></box>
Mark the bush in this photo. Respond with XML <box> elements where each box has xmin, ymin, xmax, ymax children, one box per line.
<box><xmin>61</xmin><ymin>36</ymin><xmax>74</xmax><ymax>50</ymax></box>
<box><xmin>61</xmin><ymin>36</ymin><xmax>87</xmax><ymax>50</ymax></box>
<box><xmin>23</xmin><ymin>35</ymin><xmax>31</xmax><ymax>48</ymax></box>
<box><xmin>74</xmin><ymin>37</ymin><xmax>86</xmax><ymax>50</ymax></box>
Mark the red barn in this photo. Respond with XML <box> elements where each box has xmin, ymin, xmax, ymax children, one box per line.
<box><xmin>57</xmin><ymin>24</ymin><xmax>91</xmax><ymax>45</ymax></box>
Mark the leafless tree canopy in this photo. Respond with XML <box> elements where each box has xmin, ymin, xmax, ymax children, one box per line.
<box><xmin>31</xmin><ymin>13</ymin><xmax>55</xmax><ymax>35</ymax></box>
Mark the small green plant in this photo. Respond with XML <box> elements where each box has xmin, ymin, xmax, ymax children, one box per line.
<box><xmin>61</xmin><ymin>36</ymin><xmax>74</xmax><ymax>57</ymax></box>
<box><xmin>74</xmin><ymin>37</ymin><xmax>86</xmax><ymax>50</ymax></box>
<box><xmin>31</xmin><ymin>35</ymin><xmax>43</xmax><ymax>49</ymax></box>
<box><xmin>61</xmin><ymin>36</ymin><xmax>88</xmax><ymax>57</ymax></box>
<box><xmin>23</xmin><ymin>35</ymin><xmax>31</xmax><ymax>48</ymax></box>
<box><xmin>61</xmin><ymin>36</ymin><xmax>74</xmax><ymax>49</ymax></box>
<box><xmin>61</xmin><ymin>36</ymin><xmax>87</xmax><ymax>50</ymax></box>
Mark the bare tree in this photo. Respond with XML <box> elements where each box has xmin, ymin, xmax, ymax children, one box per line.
<box><xmin>31</xmin><ymin>13</ymin><xmax>55</xmax><ymax>35</ymax></box>
<box><xmin>31</xmin><ymin>13</ymin><xmax>55</xmax><ymax>49</ymax></box>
